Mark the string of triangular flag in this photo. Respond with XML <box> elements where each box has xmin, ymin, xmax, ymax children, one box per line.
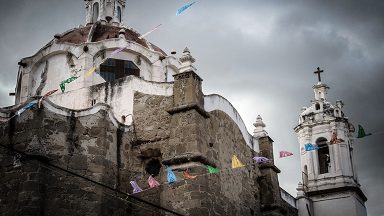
<box><xmin>0</xmin><ymin>100</ymin><xmax>38</xmax><ymax>124</ymax></box>
<box><xmin>43</xmin><ymin>23</ymin><xmax>164</xmax><ymax>104</ymax></box>
<box><xmin>128</xmin><ymin>154</ymin><xmax>272</xmax><ymax>195</ymax></box>
<box><xmin>58</xmin><ymin>2</ymin><xmax>198</xmax><ymax>93</ymax></box>
<box><xmin>0</xmin><ymin>4</ymin><xmax>199</xmax><ymax>123</ymax></box>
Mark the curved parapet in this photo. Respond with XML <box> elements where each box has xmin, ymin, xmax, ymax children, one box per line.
<box><xmin>204</xmin><ymin>94</ymin><xmax>259</xmax><ymax>152</ymax></box>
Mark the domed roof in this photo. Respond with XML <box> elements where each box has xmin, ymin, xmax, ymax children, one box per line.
<box><xmin>56</xmin><ymin>23</ymin><xmax>166</xmax><ymax>56</ymax></box>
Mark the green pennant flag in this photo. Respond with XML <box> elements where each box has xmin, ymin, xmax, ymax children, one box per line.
<box><xmin>357</xmin><ymin>124</ymin><xmax>372</xmax><ymax>138</ymax></box>
<box><xmin>60</xmin><ymin>76</ymin><xmax>78</xmax><ymax>93</ymax></box>
<box><xmin>207</xmin><ymin>165</ymin><xmax>220</xmax><ymax>174</ymax></box>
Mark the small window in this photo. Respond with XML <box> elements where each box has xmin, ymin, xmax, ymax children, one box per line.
<box><xmin>91</xmin><ymin>99</ymin><xmax>97</xmax><ymax>106</ymax></box>
<box><xmin>92</xmin><ymin>3</ymin><xmax>99</xmax><ymax>23</ymax></box>
<box><xmin>315</xmin><ymin>103</ymin><xmax>320</xmax><ymax>110</ymax></box>
<box><xmin>117</xmin><ymin>6</ymin><xmax>122</xmax><ymax>22</ymax></box>
<box><xmin>145</xmin><ymin>159</ymin><xmax>162</xmax><ymax>177</ymax></box>
<box><xmin>316</xmin><ymin>137</ymin><xmax>330</xmax><ymax>174</ymax></box>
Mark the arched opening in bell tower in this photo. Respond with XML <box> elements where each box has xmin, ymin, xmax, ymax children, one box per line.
<box><xmin>92</xmin><ymin>2</ymin><xmax>99</xmax><ymax>23</ymax></box>
<box><xmin>117</xmin><ymin>6</ymin><xmax>122</xmax><ymax>22</ymax></box>
<box><xmin>316</xmin><ymin>137</ymin><xmax>330</xmax><ymax>174</ymax></box>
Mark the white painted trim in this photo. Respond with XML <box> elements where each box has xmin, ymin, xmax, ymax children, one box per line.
<box><xmin>204</xmin><ymin>94</ymin><xmax>259</xmax><ymax>152</ymax></box>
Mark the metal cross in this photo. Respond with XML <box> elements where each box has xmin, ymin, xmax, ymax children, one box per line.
<box><xmin>314</xmin><ymin>67</ymin><xmax>324</xmax><ymax>82</ymax></box>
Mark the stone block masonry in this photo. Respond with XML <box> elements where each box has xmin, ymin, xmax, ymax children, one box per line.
<box><xmin>0</xmin><ymin>70</ymin><xmax>297</xmax><ymax>216</ymax></box>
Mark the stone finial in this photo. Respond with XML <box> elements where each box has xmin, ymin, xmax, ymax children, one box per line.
<box><xmin>336</xmin><ymin>100</ymin><xmax>344</xmax><ymax>109</ymax></box>
<box><xmin>118</xmin><ymin>29</ymin><xmax>126</xmax><ymax>39</ymax></box>
<box><xmin>253</xmin><ymin>115</ymin><xmax>268</xmax><ymax>138</ymax></box>
<box><xmin>179</xmin><ymin>47</ymin><xmax>197</xmax><ymax>73</ymax></box>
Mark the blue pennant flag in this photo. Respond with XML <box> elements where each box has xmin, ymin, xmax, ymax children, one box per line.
<box><xmin>16</xmin><ymin>101</ymin><xmax>37</xmax><ymax>116</ymax></box>
<box><xmin>305</xmin><ymin>143</ymin><xmax>319</xmax><ymax>151</ymax></box>
<box><xmin>176</xmin><ymin>2</ymin><xmax>196</xmax><ymax>16</ymax></box>
<box><xmin>167</xmin><ymin>166</ymin><xmax>177</xmax><ymax>183</ymax></box>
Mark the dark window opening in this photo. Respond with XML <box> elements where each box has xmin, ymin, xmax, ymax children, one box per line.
<box><xmin>316</xmin><ymin>137</ymin><xmax>330</xmax><ymax>174</ymax></box>
<box><xmin>315</xmin><ymin>103</ymin><xmax>320</xmax><ymax>110</ymax></box>
<box><xmin>145</xmin><ymin>159</ymin><xmax>162</xmax><ymax>177</ymax></box>
<box><xmin>99</xmin><ymin>58</ymin><xmax>140</xmax><ymax>82</ymax></box>
<box><xmin>92</xmin><ymin>3</ymin><xmax>99</xmax><ymax>23</ymax></box>
<box><xmin>117</xmin><ymin>6</ymin><xmax>122</xmax><ymax>22</ymax></box>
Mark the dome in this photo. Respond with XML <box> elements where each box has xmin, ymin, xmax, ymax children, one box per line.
<box><xmin>56</xmin><ymin>24</ymin><xmax>166</xmax><ymax>56</ymax></box>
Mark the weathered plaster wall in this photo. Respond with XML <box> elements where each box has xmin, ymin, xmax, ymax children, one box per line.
<box><xmin>48</xmin><ymin>76</ymin><xmax>173</xmax><ymax>125</ymax></box>
<box><xmin>16</xmin><ymin>38</ymin><xmax>180</xmax><ymax>105</ymax></box>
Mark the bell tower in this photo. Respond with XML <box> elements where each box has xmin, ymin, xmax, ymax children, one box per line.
<box><xmin>294</xmin><ymin>68</ymin><xmax>367</xmax><ymax>216</ymax></box>
<box><xmin>85</xmin><ymin>0</ymin><xmax>126</xmax><ymax>26</ymax></box>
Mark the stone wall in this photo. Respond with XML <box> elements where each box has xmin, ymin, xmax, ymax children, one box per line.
<box><xmin>0</xmin><ymin>70</ymin><xmax>298</xmax><ymax>216</ymax></box>
<box><xmin>0</xmin><ymin>104</ymin><xmax>168</xmax><ymax>216</ymax></box>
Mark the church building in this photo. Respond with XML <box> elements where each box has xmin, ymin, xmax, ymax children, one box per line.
<box><xmin>0</xmin><ymin>1</ymin><xmax>367</xmax><ymax>216</ymax></box>
<box><xmin>0</xmin><ymin>1</ymin><xmax>297</xmax><ymax>215</ymax></box>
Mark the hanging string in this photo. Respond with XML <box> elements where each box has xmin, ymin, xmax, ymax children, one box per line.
<box><xmin>0</xmin><ymin>144</ymin><xmax>184</xmax><ymax>216</ymax></box>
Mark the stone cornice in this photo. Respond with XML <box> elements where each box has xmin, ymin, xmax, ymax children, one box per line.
<box><xmin>306</xmin><ymin>186</ymin><xmax>367</xmax><ymax>202</ymax></box>
<box><xmin>167</xmin><ymin>103</ymin><xmax>210</xmax><ymax>119</ymax></box>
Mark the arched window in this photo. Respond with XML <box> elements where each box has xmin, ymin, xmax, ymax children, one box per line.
<box><xmin>117</xmin><ymin>6</ymin><xmax>122</xmax><ymax>22</ymax></box>
<box><xmin>302</xmin><ymin>165</ymin><xmax>308</xmax><ymax>190</ymax></box>
<box><xmin>92</xmin><ymin>2</ymin><xmax>99</xmax><ymax>23</ymax></box>
<box><xmin>316</xmin><ymin>137</ymin><xmax>330</xmax><ymax>174</ymax></box>
<box><xmin>99</xmin><ymin>58</ymin><xmax>140</xmax><ymax>82</ymax></box>
<box><xmin>315</xmin><ymin>103</ymin><xmax>320</xmax><ymax>110</ymax></box>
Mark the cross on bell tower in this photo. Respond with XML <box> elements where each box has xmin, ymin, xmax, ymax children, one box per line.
<box><xmin>314</xmin><ymin>67</ymin><xmax>324</xmax><ymax>82</ymax></box>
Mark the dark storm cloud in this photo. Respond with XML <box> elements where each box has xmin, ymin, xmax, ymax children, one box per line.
<box><xmin>0</xmin><ymin>0</ymin><xmax>383</xmax><ymax>215</ymax></box>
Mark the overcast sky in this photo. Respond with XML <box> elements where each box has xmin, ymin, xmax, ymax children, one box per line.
<box><xmin>0</xmin><ymin>0</ymin><xmax>383</xmax><ymax>215</ymax></box>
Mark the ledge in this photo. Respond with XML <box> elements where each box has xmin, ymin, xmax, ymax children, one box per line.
<box><xmin>259</xmin><ymin>164</ymin><xmax>281</xmax><ymax>173</ymax></box>
<box><xmin>167</xmin><ymin>103</ymin><xmax>210</xmax><ymax>118</ymax></box>
<box><xmin>306</xmin><ymin>185</ymin><xmax>367</xmax><ymax>202</ymax></box>
<box><xmin>162</xmin><ymin>153</ymin><xmax>216</xmax><ymax>168</ymax></box>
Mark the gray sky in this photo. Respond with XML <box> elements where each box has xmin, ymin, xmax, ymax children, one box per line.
<box><xmin>0</xmin><ymin>0</ymin><xmax>383</xmax><ymax>215</ymax></box>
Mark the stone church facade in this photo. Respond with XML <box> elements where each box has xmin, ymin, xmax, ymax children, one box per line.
<box><xmin>0</xmin><ymin>1</ymin><xmax>298</xmax><ymax>216</ymax></box>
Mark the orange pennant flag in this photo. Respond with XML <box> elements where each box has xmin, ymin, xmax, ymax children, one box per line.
<box><xmin>183</xmin><ymin>170</ymin><xmax>197</xmax><ymax>180</ymax></box>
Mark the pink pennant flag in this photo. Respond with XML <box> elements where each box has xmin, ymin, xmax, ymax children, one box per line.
<box><xmin>110</xmin><ymin>46</ymin><xmax>126</xmax><ymax>57</ymax></box>
<box><xmin>138</xmin><ymin>24</ymin><xmax>162</xmax><ymax>39</ymax></box>
<box><xmin>279</xmin><ymin>151</ymin><xmax>293</xmax><ymax>158</ymax></box>
<box><xmin>148</xmin><ymin>176</ymin><xmax>160</xmax><ymax>188</ymax></box>
<box><xmin>38</xmin><ymin>89</ymin><xmax>58</xmax><ymax>108</ymax></box>
<box><xmin>130</xmin><ymin>181</ymin><xmax>143</xmax><ymax>194</ymax></box>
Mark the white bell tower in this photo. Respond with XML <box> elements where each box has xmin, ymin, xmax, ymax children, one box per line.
<box><xmin>294</xmin><ymin>68</ymin><xmax>367</xmax><ymax>216</ymax></box>
<box><xmin>85</xmin><ymin>0</ymin><xmax>126</xmax><ymax>26</ymax></box>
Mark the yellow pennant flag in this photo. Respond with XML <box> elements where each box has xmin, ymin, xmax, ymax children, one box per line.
<box><xmin>232</xmin><ymin>155</ymin><xmax>245</xmax><ymax>169</ymax></box>
<box><xmin>84</xmin><ymin>66</ymin><xmax>97</xmax><ymax>78</ymax></box>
